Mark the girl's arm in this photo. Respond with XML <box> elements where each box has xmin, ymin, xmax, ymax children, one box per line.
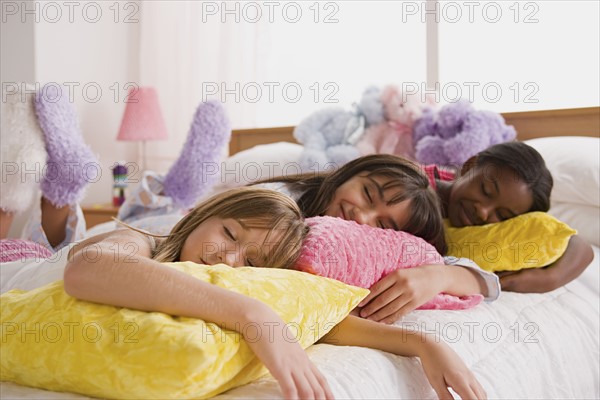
<box><xmin>64</xmin><ymin>230</ymin><xmax>333</xmax><ymax>400</ymax></box>
<box><xmin>497</xmin><ymin>235</ymin><xmax>594</xmax><ymax>293</ymax></box>
<box><xmin>358</xmin><ymin>264</ymin><xmax>487</xmax><ymax>323</ymax></box>
<box><xmin>320</xmin><ymin>316</ymin><xmax>487</xmax><ymax>400</ymax></box>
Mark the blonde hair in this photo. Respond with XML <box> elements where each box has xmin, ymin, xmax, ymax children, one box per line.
<box><xmin>147</xmin><ymin>187</ymin><xmax>307</xmax><ymax>269</ymax></box>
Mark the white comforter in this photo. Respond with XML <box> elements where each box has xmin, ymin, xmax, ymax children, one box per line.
<box><xmin>2</xmin><ymin>247</ymin><xmax>599</xmax><ymax>399</ymax></box>
<box><xmin>218</xmin><ymin>252</ymin><xmax>600</xmax><ymax>399</ymax></box>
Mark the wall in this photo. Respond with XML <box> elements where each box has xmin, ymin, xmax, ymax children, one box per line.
<box><xmin>3</xmin><ymin>0</ymin><xmax>140</xmax><ymax>237</ymax></box>
<box><xmin>1</xmin><ymin>0</ymin><xmax>35</xmax><ymax>83</ymax></box>
<box><xmin>33</xmin><ymin>0</ymin><xmax>140</xmax><ymax>204</ymax></box>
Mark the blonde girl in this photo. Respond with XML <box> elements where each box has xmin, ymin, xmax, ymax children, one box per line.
<box><xmin>63</xmin><ymin>186</ymin><xmax>486</xmax><ymax>399</ymax></box>
<box><xmin>147</xmin><ymin>187</ymin><xmax>307</xmax><ymax>267</ymax></box>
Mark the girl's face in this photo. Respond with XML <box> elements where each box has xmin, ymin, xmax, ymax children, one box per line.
<box><xmin>325</xmin><ymin>173</ymin><xmax>412</xmax><ymax>230</ymax></box>
<box><xmin>179</xmin><ymin>217</ymin><xmax>276</xmax><ymax>267</ymax></box>
<box><xmin>448</xmin><ymin>164</ymin><xmax>534</xmax><ymax>227</ymax></box>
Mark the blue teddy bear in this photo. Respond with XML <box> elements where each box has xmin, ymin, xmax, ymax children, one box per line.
<box><xmin>294</xmin><ymin>87</ymin><xmax>384</xmax><ymax>171</ymax></box>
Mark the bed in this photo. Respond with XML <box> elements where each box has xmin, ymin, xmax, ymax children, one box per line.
<box><xmin>2</xmin><ymin>107</ymin><xmax>599</xmax><ymax>399</ymax></box>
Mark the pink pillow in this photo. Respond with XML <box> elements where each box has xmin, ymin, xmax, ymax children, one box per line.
<box><xmin>295</xmin><ymin>216</ymin><xmax>483</xmax><ymax>310</ymax></box>
<box><xmin>0</xmin><ymin>239</ymin><xmax>52</xmax><ymax>263</ymax></box>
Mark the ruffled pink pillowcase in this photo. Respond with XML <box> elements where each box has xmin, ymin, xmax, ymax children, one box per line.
<box><xmin>0</xmin><ymin>239</ymin><xmax>52</xmax><ymax>263</ymax></box>
<box><xmin>294</xmin><ymin>216</ymin><xmax>483</xmax><ymax>310</ymax></box>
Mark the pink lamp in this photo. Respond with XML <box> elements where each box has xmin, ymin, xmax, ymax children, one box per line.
<box><xmin>117</xmin><ymin>87</ymin><xmax>168</xmax><ymax>171</ymax></box>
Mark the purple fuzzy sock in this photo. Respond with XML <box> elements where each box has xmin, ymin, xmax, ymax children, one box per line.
<box><xmin>163</xmin><ymin>101</ymin><xmax>231</xmax><ymax>209</ymax></box>
<box><xmin>35</xmin><ymin>85</ymin><xmax>98</xmax><ymax>207</ymax></box>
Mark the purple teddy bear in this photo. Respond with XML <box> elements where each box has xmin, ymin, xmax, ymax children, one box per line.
<box><xmin>413</xmin><ymin>100</ymin><xmax>516</xmax><ymax>167</ymax></box>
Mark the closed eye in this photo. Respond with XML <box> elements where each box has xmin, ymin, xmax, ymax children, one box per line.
<box><xmin>481</xmin><ymin>183</ymin><xmax>491</xmax><ymax>197</ymax></box>
<box><xmin>363</xmin><ymin>185</ymin><xmax>373</xmax><ymax>204</ymax></box>
<box><xmin>224</xmin><ymin>226</ymin><xmax>236</xmax><ymax>241</ymax></box>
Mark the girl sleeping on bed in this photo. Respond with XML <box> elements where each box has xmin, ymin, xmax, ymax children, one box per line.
<box><xmin>353</xmin><ymin>142</ymin><xmax>593</xmax><ymax>322</ymax></box>
<box><xmin>428</xmin><ymin>142</ymin><xmax>594</xmax><ymax>293</ymax></box>
<box><xmin>2</xmin><ymin>185</ymin><xmax>487</xmax><ymax>400</ymax></box>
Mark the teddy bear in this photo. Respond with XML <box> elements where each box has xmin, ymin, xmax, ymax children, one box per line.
<box><xmin>413</xmin><ymin>100</ymin><xmax>517</xmax><ymax>167</ymax></box>
<box><xmin>355</xmin><ymin>84</ymin><xmax>432</xmax><ymax>159</ymax></box>
<box><xmin>293</xmin><ymin>86</ymin><xmax>383</xmax><ymax>171</ymax></box>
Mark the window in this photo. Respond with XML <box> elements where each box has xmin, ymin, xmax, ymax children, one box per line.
<box><xmin>439</xmin><ymin>0</ymin><xmax>599</xmax><ymax>112</ymax></box>
<box><xmin>255</xmin><ymin>1</ymin><xmax>427</xmax><ymax>127</ymax></box>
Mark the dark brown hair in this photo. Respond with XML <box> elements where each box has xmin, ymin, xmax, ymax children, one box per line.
<box><xmin>473</xmin><ymin>142</ymin><xmax>553</xmax><ymax>212</ymax></box>
<box><xmin>260</xmin><ymin>155</ymin><xmax>448</xmax><ymax>255</ymax></box>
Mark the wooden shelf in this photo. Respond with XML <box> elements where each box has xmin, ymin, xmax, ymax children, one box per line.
<box><xmin>82</xmin><ymin>203</ymin><xmax>120</xmax><ymax>228</ymax></box>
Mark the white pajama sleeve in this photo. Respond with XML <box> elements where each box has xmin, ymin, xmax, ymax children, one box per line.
<box><xmin>444</xmin><ymin>256</ymin><xmax>501</xmax><ymax>301</ymax></box>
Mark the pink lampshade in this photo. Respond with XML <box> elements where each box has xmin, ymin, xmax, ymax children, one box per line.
<box><xmin>117</xmin><ymin>87</ymin><xmax>168</xmax><ymax>141</ymax></box>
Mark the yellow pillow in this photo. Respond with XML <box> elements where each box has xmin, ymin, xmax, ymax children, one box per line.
<box><xmin>445</xmin><ymin>212</ymin><xmax>577</xmax><ymax>272</ymax></box>
<box><xmin>1</xmin><ymin>262</ymin><xmax>368</xmax><ymax>399</ymax></box>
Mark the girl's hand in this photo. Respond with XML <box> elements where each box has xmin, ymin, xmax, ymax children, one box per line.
<box><xmin>497</xmin><ymin>268</ymin><xmax>551</xmax><ymax>293</ymax></box>
<box><xmin>358</xmin><ymin>265</ymin><xmax>445</xmax><ymax>323</ymax></box>
<box><xmin>245</xmin><ymin>322</ymin><xmax>334</xmax><ymax>400</ymax></box>
<box><xmin>498</xmin><ymin>235</ymin><xmax>594</xmax><ymax>293</ymax></box>
<box><xmin>419</xmin><ymin>340</ymin><xmax>487</xmax><ymax>400</ymax></box>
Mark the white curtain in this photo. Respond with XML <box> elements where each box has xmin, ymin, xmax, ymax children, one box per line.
<box><xmin>137</xmin><ymin>1</ymin><xmax>429</xmax><ymax>171</ymax></box>
<box><xmin>130</xmin><ymin>1</ymin><xmax>599</xmax><ymax>172</ymax></box>
<box><xmin>139</xmin><ymin>1</ymin><xmax>267</xmax><ymax>172</ymax></box>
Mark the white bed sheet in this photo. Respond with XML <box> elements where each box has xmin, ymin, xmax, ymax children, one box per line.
<box><xmin>218</xmin><ymin>245</ymin><xmax>600</xmax><ymax>399</ymax></box>
<box><xmin>2</xmin><ymin>246</ymin><xmax>598</xmax><ymax>400</ymax></box>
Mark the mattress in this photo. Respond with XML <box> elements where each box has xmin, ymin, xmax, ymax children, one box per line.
<box><xmin>2</xmin><ymin>245</ymin><xmax>598</xmax><ymax>399</ymax></box>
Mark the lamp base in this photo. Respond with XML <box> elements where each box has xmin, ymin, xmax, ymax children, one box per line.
<box><xmin>138</xmin><ymin>140</ymin><xmax>148</xmax><ymax>172</ymax></box>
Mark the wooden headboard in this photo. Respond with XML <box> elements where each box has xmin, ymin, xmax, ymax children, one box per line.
<box><xmin>229</xmin><ymin>106</ymin><xmax>600</xmax><ymax>155</ymax></box>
